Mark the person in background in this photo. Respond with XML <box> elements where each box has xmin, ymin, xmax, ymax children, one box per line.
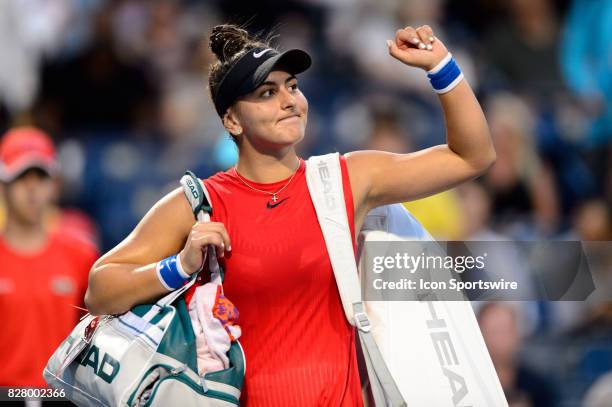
<box><xmin>564</xmin><ymin>200</ymin><xmax>612</xmax><ymax>337</ymax></box>
<box><xmin>483</xmin><ymin>0</ymin><xmax>562</xmax><ymax>96</ymax></box>
<box><xmin>478</xmin><ymin>302</ymin><xmax>558</xmax><ymax>407</ymax></box>
<box><xmin>482</xmin><ymin>92</ymin><xmax>559</xmax><ymax>237</ymax></box>
<box><xmin>561</xmin><ymin>0</ymin><xmax>612</xmax><ymax>147</ymax></box>
<box><xmin>0</xmin><ymin>127</ymin><xmax>98</xmax><ymax>398</ymax></box>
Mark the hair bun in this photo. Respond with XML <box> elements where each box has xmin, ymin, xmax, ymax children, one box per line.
<box><xmin>209</xmin><ymin>24</ymin><xmax>250</xmax><ymax>63</ymax></box>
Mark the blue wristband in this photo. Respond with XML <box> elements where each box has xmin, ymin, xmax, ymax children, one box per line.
<box><xmin>156</xmin><ymin>254</ymin><xmax>190</xmax><ymax>291</ymax></box>
<box><xmin>427</xmin><ymin>53</ymin><xmax>464</xmax><ymax>94</ymax></box>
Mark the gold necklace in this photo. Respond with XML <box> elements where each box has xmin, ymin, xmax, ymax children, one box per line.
<box><xmin>234</xmin><ymin>160</ymin><xmax>300</xmax><ymax>203</ymax></box>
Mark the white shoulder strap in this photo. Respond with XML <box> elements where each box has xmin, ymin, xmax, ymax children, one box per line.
<box><xmin>305</xmin><ymin>153</ymin><xmax>363</xmax><ymax>326</ymax></box>
<box><xmin>306</xmin><ymin>153</ymin><xmax>406</xmax><ymax>407</ymax></box>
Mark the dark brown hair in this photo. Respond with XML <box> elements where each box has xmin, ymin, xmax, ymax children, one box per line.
<box><xmin>208</xmin><ymin>24</ymin><xmax>271</xmax><ymax>106</ymax></box>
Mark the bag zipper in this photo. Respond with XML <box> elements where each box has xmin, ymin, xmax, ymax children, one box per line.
<box><xmin>145</xmin><ymin>373</ymin><xmax>239</xmax><ymax>406</ymax></box>
<box><xmin>128</xmin><ymin>363</ymin><xmax>239</xmax><ymax>406</ymax></box>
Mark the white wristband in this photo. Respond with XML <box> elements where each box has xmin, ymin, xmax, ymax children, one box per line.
<box><xmin>176</xmin><ymin>253</ymin><xmax>191</xmax><ymax>279</ymax></box>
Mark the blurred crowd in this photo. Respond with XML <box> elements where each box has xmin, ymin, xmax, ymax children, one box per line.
<box><xmin>0</xmin><ymin>0</ymin><xmax>611</xmax><ymax>406</ymax></box>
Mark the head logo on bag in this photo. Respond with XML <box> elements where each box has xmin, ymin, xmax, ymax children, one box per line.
<box><xmin>425</xmin><ymin>301</ymin><xmax>470</xmax><ymax>406</ymax></box>
<box><xmin>186</xmin><ymin>178</ymin><xmax>200</xmax><ymax>200</ymax></box>
<box><xmin>317</xmin><ymin>160</ymin><xmax>336</xmax><ymax>210</ymax></box>
<box><xmin>77</xmin><ymin>344</ymin><xmax>120</xmax><ymax>384</ymax></box>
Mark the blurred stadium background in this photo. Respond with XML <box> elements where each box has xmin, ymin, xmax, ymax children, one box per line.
<box><xmin>0</xmin><ymin>0</ymin><xmax>610</xmax><ymax>406</ymax></box>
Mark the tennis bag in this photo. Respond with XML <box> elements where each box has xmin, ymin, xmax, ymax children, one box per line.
<box><xmin>43</xmin><ymin>172</ymin><xmax>245</xmax><ymax>407</ymax></box>
<box><xmin>306</xmin><ymin>153</ymin><xmax>509</xmax><ymax>407</ymax></box>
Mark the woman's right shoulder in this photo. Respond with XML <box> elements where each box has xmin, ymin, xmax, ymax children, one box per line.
<box><xmin>158</xmin><ymin>168</ymin><xmax>235</xmax><ymax>223</ymax></box>
<box><xmin>165</xmin><ymin>169</ymin><xmax>233</xmax><ymax>222</ymax></box>
<box><xmin>201</xmin><ymin>169</ymin><xmax>239</xmax><ymax>203</ymax></box>
<box><xmin>202</xmin><ymin>168</ymin><xmax>234</xmax><ymax>188</ymax></box>
<box><xmin>141</xmin><ymin>186</ymin><xmax>195</xmax><ymax>233</ymax></box>
<box><xmin>95</xmin><ymin>186</ymin><xmax>195</xmax><ymax>267</ymax></box>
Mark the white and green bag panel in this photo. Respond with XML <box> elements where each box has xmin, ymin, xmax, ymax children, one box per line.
<box><xmin>126</xmin><ymin>297</ymin><xmax>245</xmax><ymax>406</ymax></box>
<box><xmin>44</xmin><ymin>297</ymin><xmax>245</xmax><ymax>406</ymax></box>
<box><xmin>128</xmin><ymin>342</ymin><xmax>245</xmax><ymax>407</ymax></box>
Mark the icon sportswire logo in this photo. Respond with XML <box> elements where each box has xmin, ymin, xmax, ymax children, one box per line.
<box><xmin>253</xmin><ymin>49</ymin><xmax>272</xmax><ymax>58</ymax></box>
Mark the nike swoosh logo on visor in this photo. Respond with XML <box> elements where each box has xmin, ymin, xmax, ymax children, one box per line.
<box><xmin>253</xmin><ymin>49</ymin><xmax>272</xmax><ymax>58</ymax></box>
<box><xmin>266</xmin><ymin>197</ymin><xmax>289</xmax><ymax>209</ymax></box>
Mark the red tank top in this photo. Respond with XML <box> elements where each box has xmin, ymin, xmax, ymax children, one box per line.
<box><xmin>198</xmin><ymin>156</ymin><xmax>362</xmax><ymax>407</ymax></box>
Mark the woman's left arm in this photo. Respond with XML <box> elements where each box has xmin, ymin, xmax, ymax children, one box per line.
<box><xmin>347</xmin><ymin>25</ymin><xmax>496</xmax><ymax>212</ymax></box>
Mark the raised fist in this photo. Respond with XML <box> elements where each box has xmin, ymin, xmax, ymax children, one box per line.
<box><xmin>387</xmin><ymin>25</ymin><xmax>449</xmax><ymax>71</ymax></box>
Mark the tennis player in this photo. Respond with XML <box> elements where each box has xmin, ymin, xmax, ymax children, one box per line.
<box><xmin>85</xmin><ymin>24</ymin><xmax>495</xmax><ymax>406</ymax></box>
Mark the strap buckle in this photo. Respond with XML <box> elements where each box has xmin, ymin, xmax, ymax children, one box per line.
<box><xmin>354</xmin><ymin>312</ymin><xmax>371</xmax><ymax>332</ymax></box>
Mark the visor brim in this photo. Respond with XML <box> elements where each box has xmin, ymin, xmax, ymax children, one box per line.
<box><xmin>252</xmin><ymin>49</ymin><xmax>312</xmax><ymax>89</ymax></box>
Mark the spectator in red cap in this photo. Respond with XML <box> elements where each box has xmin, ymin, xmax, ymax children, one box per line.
<box><xmin>0</xmin><ymin>127</ymin><xmax>58</xmax><ymax>181</ymax></box>
<box><xmin>0</xmin><ymin>126</ymin><xmax>98</xmax><ymax>399</ymax></box>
